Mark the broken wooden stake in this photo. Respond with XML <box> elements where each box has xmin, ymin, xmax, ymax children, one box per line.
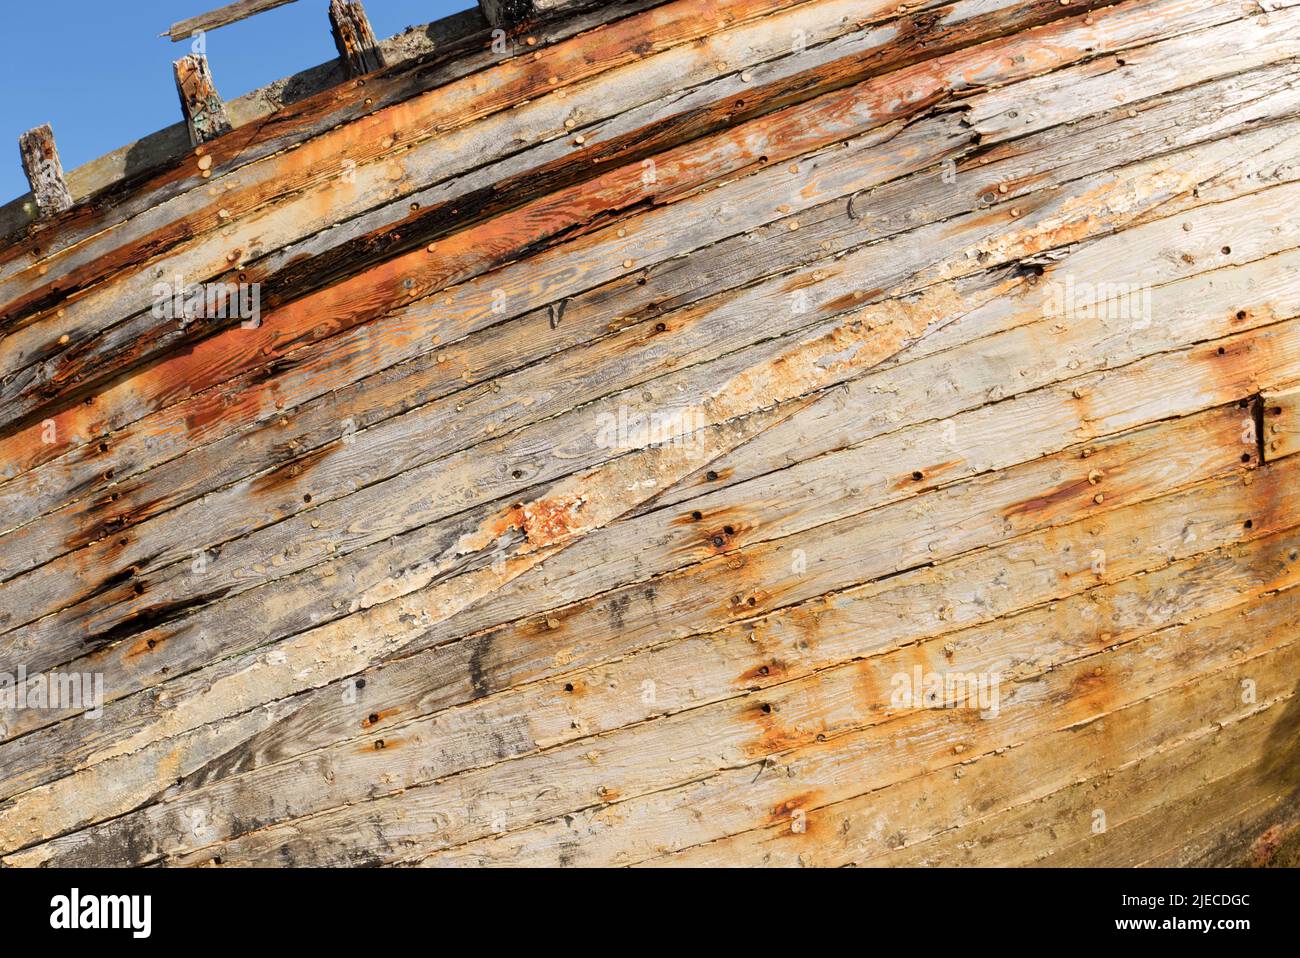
<box><xmin>165</xmin><ymin>0</ymin><xmax>300</xmax><ymax>42</ymax></box>
<box><xmin>329</xmin><ymin>0</ymin><xmax>385</xmax><ymax>78</ymax></box>
<box><xmin>18</xmin><ymin>123</ymin><xmax>74</xmax><ymax>217</ymax></box>
<box><xmin>174</xmin><ymin>54</ymin><xmax>234</xmax><ymax>147</ymax></box>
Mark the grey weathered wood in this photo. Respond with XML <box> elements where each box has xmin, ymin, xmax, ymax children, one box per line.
<box><xmin>4</xmin><ymin>52</ymin><xmax>1290</xmax><ymax>562</ymax></box>
<box><xmin>3</xmin><ymin>84</ymin><xmax>1295</xmax><ymax>729</ymax></box>
<box><xmin>4</xmin><ymin>107</ymin><xmax>1298</xmax><ymax>705</ymax></box>
<box><xmin>4</xmin><ymin>0</ymin><xmax>1300</xmax><ymax>869</ymax></box>
<box><xmin>11</xmin><ymin>490</ymin><xmax>1295</xmax><ymax>863</ymax></box>
<box><xmin>180</xmin><ymin>573</ymin><xmax>1295</xmax><ymax>867</ymax></box>
<box><xmin>165</xmin><ymin>0</ymin><xmax>299</xmax><ymax>41</ymax></box>
<box><xmin>9</xmin><ymin>409</ymin><xmax>1264</xmax><ymax>866</ymax></box>
<box><xmin>2</xmin><ymin>0</ymin><xmax>1284</xmax><ymax>450</ymax></box>
<box><xmin>0</xmin><ymin>0</ymin><xmax>904</xmax><ymax>404</ymax></box>
<box><xmin>479</xmin><ymin>0</ymin><xmax>539</xmax><ymax>28</ymax></box>
<box><xmin>2</xmin><ymin>0</ymin><xmax>1264</xmax><ymax>513</ymax></box>
<box><xmin>173</xmin><ymin>55</ymin><xmax>233</xmax><ymax>146</ymax></box>
<box><xmin>5</xmin><ymin>223</ymin><xmax>1296</xmax><ymax>792</ymax></box>
<box><xmin>618</xmin><ymin>621</ymin><xmax>1300</xmax><ymax>869</ymax></box>
<box><xmin>0</xmin><ymin>2</ymin><xmax>595</xmax><ymax>244</ymax></box>
<box><xmin>329</xmin><ymin>0</ymin><xmax>385</xmax><ymax>77</ymax></box>
<box><xmin>17</xmin><ymin>125</ymin><xmax>73</xmax><ymax>217</ymax></box>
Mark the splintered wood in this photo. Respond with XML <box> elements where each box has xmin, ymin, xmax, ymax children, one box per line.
<box><xmin>17</xmin><ymin>124</ymin><xmax>73</xmax><ymax>218</ymax></box>
<box><xmin>0</xmin><ymin>0</ymin><xmax>1298</xmax><ymax>868</ymax></box>
<box><xmin>329</xmin><ymin>0</ymin><xmax>384</xmax><ymax>78</ymax></box>
<box><xmin>173</xmin><ymin>54</ymin><xmax>233</xmax><ymax>147</ymax></box>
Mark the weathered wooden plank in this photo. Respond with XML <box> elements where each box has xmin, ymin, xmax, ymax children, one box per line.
<box><xmin>1</xmin><ymin>199</ymin><xmax>1285</xmax><ymax>691</ymax></box>
<box><xmin>0</xmin><ymin>117</ymin><xmax>986</xmax><ymax>636</ymax></box>
<box><xmin>0</xmin><ymin>311</ymin><xmax>1272</xmax><ymax>776</ymax></box>
<box><xmin>5</xmin><ymin>51</ymin><xmax>1291</xmax><ymax>563</ymax></box>
<box><xmin>2</xmin><ymin>0</ymin><xmax>1298</xmax><ymax>867</ymax></box>
<box><xmin>6</xmin><ymin>132</ymin><xmax>1298</xmax><ymax>725</ymax></box>
<box><xmin>9</xmin><ymin>474</ymin><xmax>1296</xmax><ymax>860</ymax></box>
<box><xmin>148</xmin><ymin>539</ymin><xmax>1300</xmax><ymax>866</ymax></box>
<box><xmin>1136</xmin><ymin>765</ymin><xmax>1300</xmax><ymax>867</ymax></box>
<box><xmin>5</xmin><ymin>0</ymin><xmax>1288</xmax><ymax>502</ymax></box>
<box><xmin>0</xmin><ymin>2</ymin><xmax>622</xmax><ymax>259</ymax></box>
<box><xmin>0</xmin><ymin>400</ymin><xmax>1261</xmax><ymax>804</ymax></box>
<box><xmin>645</xmin><ymin>639</ymin><xmax>1300</xmax><ymax>868</ymax></box>
<box><xmin>0</xmin><ymin>0</ymin><xmax>824</xmax><ymax>350</ymax></box>
<box><xmin>0</xmin><ymin>3</ymin><xmax>1008</xmax><ymax>486</ymax></box>
<box><xmin>474</xmin><ymin>313</ymin><xmax>1300</xmax><ymax>640</ymax></box>
<box><xmin>0</xmin><ymin>0</ymin><xmax>1030</xmax><ymax>433</ymax></box>
<box><xmin>0</xmin><ymin>695</ymin><xmax>310</xmax><ymax>862</ymax></box>
<box><xmin>992</xmin><ymin>684</ymin><xmax>1300</xmax><ymax>868</ymax></box>
<box><xmin>4</xmin><ymin>67</ymin><xmax>1294</xmax><ymax>574</ymax></box>
<box><xmin>17</xmin><ymin>125</ymin><xmax>73</xmax><ymax>218</ymax></box>
<box><xmin>329</xmin><ymin>0</ymin><xmax>385</xmax><ymax>77</ymax></box>
<box><xmin>173</xmin><ymin>55</ymin><xmax>233</xmax><ymax>147</ymax></box>
<box><xmin>470</xmin><ymin>568</ymin><xmax>1300</xmax><ymax>868</ymax></box>
<box><xmin>165</xmin><ymin>0</ymin><xmax>300</xmax><ymax>41</ymax></box>
<box><xmin>0</xmin><ymin>0</ymin><xmax>1244</xmax><ymax>438</ymax></box>
<box><xmin>1263</xmin><ymin>384</ymin><xmax>1300</xmax><ymax>461</ymax></box>
<box><xmin>0</xmin><ymin>110</ymin><xmax>966</xmax><ymax>572</ymax></box>
<box><xmin>10</xmin><ymin>179</ymin><xmax>1300</xmax><ymax>748</ymax></box>
<box><xmin>968</xmin><ymin>0</ymin><xmax>1300</xmax><ymax>143</ymax></box>
<box><xmin>177</xmin><ymin>460</ymin><xmax>1300</xmax><ymax>817</ymax></box>
<box><xmin>651</xmin><ymin>129</ymin><xmax>1300</xmax><ymax>510</ymax></box>
<box><xmin>1040</xmin><ymin>714</ymin><xmax>1300</xmax><ymax>868</ymax></box>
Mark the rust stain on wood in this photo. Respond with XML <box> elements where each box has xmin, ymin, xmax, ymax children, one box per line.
<box><xmin>0</xmin><ymin>0</ymin><xmax>1298</xmax><ymax>869</ymax></box>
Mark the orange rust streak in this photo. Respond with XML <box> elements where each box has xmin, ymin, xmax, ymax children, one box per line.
<box><xmin>0</xmin><ymin>0</ymin><xmax>808</xmax><ymax>320</ymax></box>
<box><xmin>0</xmin><ymin>0</ymin><xmax>1125</xmax><ymax>481</ymax></box>
<box><xmin>0</xmin><ymin>49</ymin><xmax>917</xmax><ymax>479</ymax></box>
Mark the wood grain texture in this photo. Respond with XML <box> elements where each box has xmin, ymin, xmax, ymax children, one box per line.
<box><xmin>1263</xmin><ymin>385</ymin><xmax>1300</xmax><ymax>461</ymax></box>
<box><xmin>1</xmin><ymin>0</ymin><xmax>1297</xmax><ymax>868</ymax></box>
<box><xmin>173</xmin><ymin>55</ymin><xmax>233</xmax><ymax>147</ymax></box>
<box><xmin>165</xmin><ymin>0</ymin><xmax>300</xmax><ymax>41</ymax></box>
<box><xmin>329</xmin><ymin>0</ymin><xmax>385</xmax><ymax>78</ymax></box>
<box><xmin>17</xmin><ymin>125</ymin><xmax>72</xmax><ymax>217</ymax></box>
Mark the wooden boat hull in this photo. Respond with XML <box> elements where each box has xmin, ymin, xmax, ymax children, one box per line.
<box><xmin>0</xmin><ymin>0</ymin><xmax>1297</xmax><ymax>867</ymax></box>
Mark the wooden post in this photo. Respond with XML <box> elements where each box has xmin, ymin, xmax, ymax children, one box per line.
<box><xmin>329</xmin><ymin>0</ymin><xmax>384</xmax><ymax>77</ymax></box>
<box><xmin>18</xmin><ymin>124</ymin><xmax>74</xmax><ymax>217</ymax></box>
<box><xmin>174</xmin><ymin>54</ymin><xmax>234</xmax><ymax>147</ymax></box>
<box><xmin>479</xmin><ymin>0</ymin><xmax>537</xmax><ymax>29</ymax></box>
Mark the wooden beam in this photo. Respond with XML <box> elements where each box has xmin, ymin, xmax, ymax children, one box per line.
<box><xmin>173</xmin><ymin>55</ymin><xmax>234</xmax><ymax>147</ymax></box>
<box><xmin>1263</xmin><ymin>385</ymin><xmax>1300</xmax><ymax>462</ymax></box>
<box><xmin>329</xmin><ymin>0</ymin><xmax>384</xmax><ymax>78</ymax></box>
<box><xmin>165</xmin><ymin>0</ymin><xmax>299</xmax><ymax>42</ymax></box>
<box><xmin>17</xmin><ymin>124</ymin><xmax>73</xmax><ymax>217</ymax></box>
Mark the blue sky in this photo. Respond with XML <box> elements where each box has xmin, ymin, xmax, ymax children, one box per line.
<box><xmin>0</xmin><ymin>0</ymin><xmax>476</xmax><ymax>206</ymax></box>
